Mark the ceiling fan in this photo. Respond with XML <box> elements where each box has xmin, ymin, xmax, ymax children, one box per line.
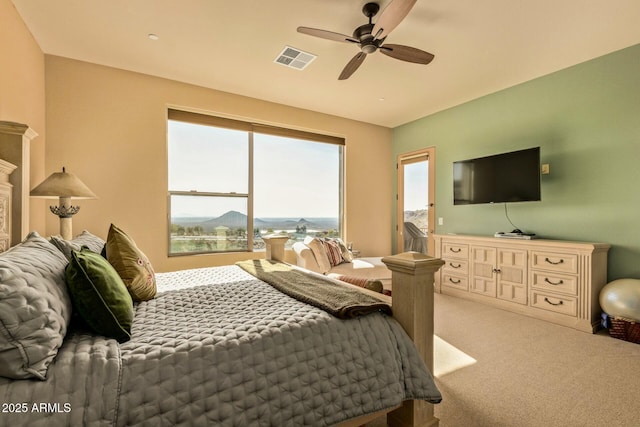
<box><xmin>297</xmin><ymin>0</ymin><xmax>434</xmax><ymax>80</ymax></box>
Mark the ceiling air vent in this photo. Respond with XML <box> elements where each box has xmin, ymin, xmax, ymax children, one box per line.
<box><xmin>274</xmin><ymin>46</ymin><xmax>316</xmax><ymax>70</ymax></box>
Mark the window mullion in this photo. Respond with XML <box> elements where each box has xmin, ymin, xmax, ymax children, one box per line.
<box><xmin>247</xmin><ymin>130</ymin><xmax>254</xmax><ymax>251</ymax></box>
<box><xmin>169</xmin><ymin>190</ymin><xmax>249</xmax><ymax>197</ymax></box>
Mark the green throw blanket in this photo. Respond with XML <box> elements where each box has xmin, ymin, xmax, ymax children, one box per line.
<box><xmin>236</xmin><ymin>259</ymin><xmax>392</xmax><ymax>319</ymax></box>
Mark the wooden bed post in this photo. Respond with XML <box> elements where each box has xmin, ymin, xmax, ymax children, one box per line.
<box><xmin>382</xmin><ymin>252</ymin><xmax>444</xmax><ymax>427</ymax></box>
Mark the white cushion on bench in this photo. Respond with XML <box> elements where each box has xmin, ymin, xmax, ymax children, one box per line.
<box><xmin>292</xmin><ymin>241</ymin><xmax>392</xmax><ymax>292</ymax></box>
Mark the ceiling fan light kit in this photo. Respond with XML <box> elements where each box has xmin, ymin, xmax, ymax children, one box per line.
<box><xmin>297</xmin><ymin>0</ymin><xmax>433</xmax><ymax>80</ymax></box>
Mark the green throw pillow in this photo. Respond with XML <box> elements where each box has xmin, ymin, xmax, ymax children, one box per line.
<box><xmin>66</xmin><ymin>248</ymin><xmax>134</xmax><ymax>343</ymax></box>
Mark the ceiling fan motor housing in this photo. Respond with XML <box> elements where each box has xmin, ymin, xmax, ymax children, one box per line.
<box><xmin>353</xmin><ymin>23</ymin><xmax>383</xmax><ymax>54</ymax></box>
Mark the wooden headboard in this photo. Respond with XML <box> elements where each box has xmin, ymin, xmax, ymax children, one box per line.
<box><xmin>0</xmin><ymin>158</ymin><xmax>17</xmax><ymax>252</ymax></box>
<box><xmin>0</xmin><ymin>121</ymin><xmax>38</xmax><ymax>247</ymax></box>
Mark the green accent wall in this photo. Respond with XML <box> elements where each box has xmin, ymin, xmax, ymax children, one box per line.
<box><xmin>393</xmin><ymin>43</ymin><xmax>640</xmax><ymax>281</ymax></box>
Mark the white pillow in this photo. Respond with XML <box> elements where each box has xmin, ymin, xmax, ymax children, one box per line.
<box><xmin>303</xmin><ymin>236</ymin><xmax>332</xmax><ymax>274</ymax></box>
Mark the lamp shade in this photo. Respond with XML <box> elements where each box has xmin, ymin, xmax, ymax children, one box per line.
<box><xmin>30</xmin><ymin>167</ymin><xmax>97</xmax><ymax>199</ymax></box>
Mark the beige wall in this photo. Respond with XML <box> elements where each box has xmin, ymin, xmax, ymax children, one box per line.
<box><xmin>0</xmin><ymin>0</ymin><xmax>46</xmax><ymax>233</ymax></box>
<box><xmin>44</xmin><ymin>56</ymin><xmax>392</xmax><ymax>272</ymax></box>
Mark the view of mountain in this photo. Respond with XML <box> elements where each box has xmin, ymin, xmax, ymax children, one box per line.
<box><xmin>172</xmin><ymin>211</ymin><xmax>338</xmax><ymax>232</ymax></box>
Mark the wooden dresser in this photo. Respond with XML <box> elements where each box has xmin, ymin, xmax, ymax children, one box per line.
<box><xmin>434</xmin><ymin>234</ymin><xmax>610</xmax><ymax>333</ymax></box>
<box><xmin>0</xmin><ymin>159</ymin><xmax>17</xmax><ymax>253</ymax></box>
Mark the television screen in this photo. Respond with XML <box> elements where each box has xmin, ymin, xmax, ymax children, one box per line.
<box><xmin>453</xmin><ymin>147</ymin><xmax>541</xmax><ymax>205</ymax></box>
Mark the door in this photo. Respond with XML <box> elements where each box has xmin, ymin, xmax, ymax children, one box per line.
<box><xmin>397</xmin><ymin>147</ymin><xmax>435</xmax><ymax>255</ymax></box>
<box><xmin>470</xmin><ymin>246</ymin><xmax>497</xmax><ymax>297</ymax></box>
<box><xmin>496</xmin><ymin>248</ymin><xmax>528</xmax><ymax>304</ymax></box>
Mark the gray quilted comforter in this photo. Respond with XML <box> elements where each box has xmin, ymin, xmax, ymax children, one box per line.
<box><xmin>1</xmin><ymin>265</ymin><xmax>440</xmax><ymax>426</ymax></box>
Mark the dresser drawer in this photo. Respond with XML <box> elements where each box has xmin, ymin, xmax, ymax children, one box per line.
<box><xmin>442</xmin><ymin>242</ymin><xmax>469</xmax><ymax>260</ymax></box>
<box><xmin>530</xmin><ymin>290</ymin><xmax>577</xmax><ymax>317</ymax></box>
<box><xmin>531</xmin><ymin>251</ymin><xmax>578</xmax><ymax>274</ymax></box>
<box><xmin>530</xmin><ymin>271</ymin><xmax>578</xmax><ymax>296</ymax></box>
<box><xmin>442</xmin><ymin>258</ymin><xmax>469</xmax><ymax>275</ymax></box>
<box><xmin>441</xmin><ymin>273</ymin><xmax>469</xmax><ymax>291</ymax></box>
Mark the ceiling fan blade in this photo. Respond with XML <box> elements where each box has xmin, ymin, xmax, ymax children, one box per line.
<box><xmin>338</xmin><ymin>52</ymin><xmax>367</xmax><ymax>80</ymax></box>
<box><xmin>379</xmin><ymin>44</ymin><xmax>434</xmax><ymax>64</ymax></box>
<box><xmin>297</xmin><ymin>27</ymin><xmax>358</xmax><ymax>43</ymax></box>
<box><xmin>371</xmin><ymin>0</ymin><xmax>417</xmax><ymax>40</ymax></box>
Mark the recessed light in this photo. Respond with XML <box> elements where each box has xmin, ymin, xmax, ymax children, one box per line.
<box><xmin>148</xmin><ymin>33</ymin><xmax>159</xmax><ymax>41</ymax></box>
<box><xmin>378</xmin><ymin>97</ymin><xmax>385</xmax><ymax>101</ymax></box>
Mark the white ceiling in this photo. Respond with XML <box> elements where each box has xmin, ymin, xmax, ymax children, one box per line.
<box><xmin>12</xmin><ymin>0</ymin><xmax>640</xmax><ymax>128</ymax></box>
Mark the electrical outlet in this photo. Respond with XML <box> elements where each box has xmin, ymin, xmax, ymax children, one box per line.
<box><xmin>438</xmin><ymin>217</ymin><xmax>444</xmax><ymax>226</ymax></box>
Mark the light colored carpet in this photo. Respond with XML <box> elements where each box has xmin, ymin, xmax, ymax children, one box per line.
<box><xmin>370</xmin><ymin>293</ymin><xmax>640</xmax><ymax>427</ymax></box>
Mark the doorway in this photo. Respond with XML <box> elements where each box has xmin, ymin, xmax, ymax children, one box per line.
<box><xmin>397</xmin><ymin>147</ymin><xmax>435</xmax><ymax>255</ymax></box>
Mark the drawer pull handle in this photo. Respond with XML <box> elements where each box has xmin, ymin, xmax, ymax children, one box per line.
<box><xmin>450</xmin><ymin>248</ymin><xmax>462</xmax><ymax>253</ymax></box>
<box><xmin>544</xmin><ymin>278</ymin><xmax>564</xmax><ymax>286</ymax></box>
<box><xmin>544</xmin><ymin>257</ymin><xmax>564</xmax><ymax>265</ymax></box>
<box><xmin>544</xmin><ymin>297</ymin><xmax>564</xmax><ymax>306</ymax></box>
<box><xmin>448</xmin><ymin>278</ymin><xmax>461</xmax><ymax>284</ymax></box>
<box><xmin>449</xmin><ymin>262</ymin><xmax>462</xmax><ymax>268</ymax></box>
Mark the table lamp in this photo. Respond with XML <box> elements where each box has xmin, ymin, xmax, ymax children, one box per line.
<box><xmin>30</xmin><ymin>167</ymin><xmax>97</xmax><ymax>240</ymax></box>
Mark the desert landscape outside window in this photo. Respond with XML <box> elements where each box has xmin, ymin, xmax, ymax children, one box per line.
<box><xmin>167</xmin><ymin>109</ymin><xmax>344</xmax><ymax>255</ymax></box>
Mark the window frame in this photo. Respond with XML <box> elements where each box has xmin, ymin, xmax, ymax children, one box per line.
<box><xmin>167</xmin><ymin>108</ymin><xmax>345</xmax><ymax>256</ymax></box>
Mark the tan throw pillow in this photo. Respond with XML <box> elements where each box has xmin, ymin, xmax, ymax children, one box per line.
<box><xmin>303</xmin><ymin>236</ymin><xmax>331</xmax><ymax>274</ymax></box>
<box><xmin>105</xmin><ymin>224</ymin><xmax>157</xmax><ymax>302</ymax></box>
<box><xmin>334</xmin><ymin>238</ymin><xmax>353</xmax><ymax>262</ymax></box>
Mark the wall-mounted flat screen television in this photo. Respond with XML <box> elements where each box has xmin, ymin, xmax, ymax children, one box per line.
<box><xmin>453</xmin><ymin>147</ymin><xmax>541</xmax><ymax>205</ymax></box>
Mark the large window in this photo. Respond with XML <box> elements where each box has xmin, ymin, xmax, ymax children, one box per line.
<box><xmin>167</xmin><ymin>109</ymin><xmax>344</xmax><ymax>255</ymax></box>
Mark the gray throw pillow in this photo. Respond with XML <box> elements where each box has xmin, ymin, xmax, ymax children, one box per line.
<box><xmin>0</xmin><ymin>232</ymin><xmax>72</xmax><ymax>380</ymax></box>
<box><xmin>50</xmin><ymin>230</ymin><xmax>106</xmax><ymax>261</ymax></box>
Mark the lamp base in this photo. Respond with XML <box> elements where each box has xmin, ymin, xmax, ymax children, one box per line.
<box><xmin>49</xmin><ymin>204</ymin><xmax>80</xmax><ymax>219</ymax></box>
<box><xmin>52</xmin><ymin>196</ymin><xmax>77</xmax><ymax>240</ymax></box>
<box><xmin>59</xmin><ymin>217</ymin><xmax>73</xmax><ymax>240</ymax></box>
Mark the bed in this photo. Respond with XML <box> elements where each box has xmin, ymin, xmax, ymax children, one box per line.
<box><xmin>0</xmin><ymin>216</ymin><xmax>444</xmax><ymax>426</ymax></box>
<box><xmin>0</xmin><ymin>233</ymin><xmax>443</xmax><ymax>426</ymax></box>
